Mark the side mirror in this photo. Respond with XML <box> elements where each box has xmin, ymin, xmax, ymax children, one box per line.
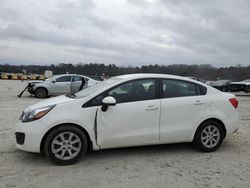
<box><xmin>52</xmin><ymin>80</ymin><xmax>56</xmax><ymax>84</ymax></box>
<box><xmin>101</xmin><ymin>96</ymin><xmax>116</xmax><ymax>112</ymax></box>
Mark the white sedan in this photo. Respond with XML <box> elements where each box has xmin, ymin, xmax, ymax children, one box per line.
<box><xmin>16</xmin><ymin>74</ymin><xmax>239</xmax><ymax>165</ymax></box>
<box><xmin>24</xmin><ymin>74</ymin><xmax>100</xmax><ymax>98</ymax></box>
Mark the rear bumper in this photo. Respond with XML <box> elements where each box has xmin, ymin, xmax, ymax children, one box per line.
<box><xmin>224</xmin><ymin>111</ymin><xmax>239</xmax><ymax>136</ymax></box>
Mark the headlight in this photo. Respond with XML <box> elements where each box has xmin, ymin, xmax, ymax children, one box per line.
<box><xmin>20</xmin><ymin>105</ymin><xmax>56</xmax><ymax>123</ymax></box>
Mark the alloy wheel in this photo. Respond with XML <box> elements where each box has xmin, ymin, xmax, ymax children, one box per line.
<box><xmin>201</xmin><ymin>125</ymin><xmax>220</xmax><ymax>148</ymax></box>
<box><xmin>51</xmin><ymin>132</ymin><xmax>82</xmax><ymax>160</ymax></box>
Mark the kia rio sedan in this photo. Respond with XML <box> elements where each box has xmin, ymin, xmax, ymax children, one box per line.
<box><xmin>16</xmin><ymin>74</ymin><xmax>239</xmax><ymax>165</ymax></box>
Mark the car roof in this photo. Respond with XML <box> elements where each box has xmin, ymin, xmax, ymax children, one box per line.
<box><xmin>117</xmin><ymin>73</ymin><xmax>200</xmax><ymax>82</ymax></box>
<box><xmin>115</xmin><ymin>73</ymin><xmax>209</xmax><ymax>87</ymax></box>
<box><xmin>55</xmin><ymin>74</ymin><xmax>83</xmax><ymax>76</ymax></box>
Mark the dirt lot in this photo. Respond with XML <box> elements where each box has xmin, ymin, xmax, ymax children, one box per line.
<box><xmin>0</xmin><ymin>80</ymin><xmax>250</xmax><ymax>188</ymax></box>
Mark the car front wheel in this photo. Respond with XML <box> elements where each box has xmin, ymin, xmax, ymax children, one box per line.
<box><xmin>44</xmin><ymin>125</ymin><xmax>88</xmax><ymax>165</ymax></box>
<box><xmin>35</xmin><ymin>87</ymin><xmax>48</xmax><ymax>98</ymax></box>
<box><xmin>193</xmin><ymin>120</ymin><xmax>224</xmax><ymax>152</ymax></box>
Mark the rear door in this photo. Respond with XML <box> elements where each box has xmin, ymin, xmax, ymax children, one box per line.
<box><xmin>159</xmin><ymin>79</ymin><xmax>207</xmax><ymax>143</ymax></box>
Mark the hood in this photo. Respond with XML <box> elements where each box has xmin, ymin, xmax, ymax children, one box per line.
<box><xmin>28</xmin><ymin>80</ymin><xmax>44</xmax><ymax>84</ymax></box>
<box><xmin>25</xmin><ymin>95</ymin><xmax>75</xmax><ymax>112</ymax></box>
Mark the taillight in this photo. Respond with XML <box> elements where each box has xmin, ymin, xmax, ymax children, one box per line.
<box><xmin>229</xmin><ymin>98</ymin><xmax>238</xmax><ymax>109</ymax></box>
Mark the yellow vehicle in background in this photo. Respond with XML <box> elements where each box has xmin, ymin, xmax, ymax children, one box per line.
<box><xmin>31</xmin><ymin>75</ymin><xmax>37</xmax><ymax>80</ymax></box>
<box><xmin>21</xmin><ymin>75</ymin><xmax>28</xmax><ymax>80</ymax></box>
<box><xmin>1</xmin><ymin>73</ymin><xmax>8</xmax><ymax>79</ymax></box>
<box><xmin>12</xmin><ymin>74</ymin><xmax>18</xmax><ymax>80</ymax></box>
<box><xmin>39</xmin><ymin>75</ymin><xmax>45</xmax><ymax>80</ymax></box>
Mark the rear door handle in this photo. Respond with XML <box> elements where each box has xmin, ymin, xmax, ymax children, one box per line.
<box><xmin>145</xmin><ymin>106</ymin><xmax>158</xmax><ymax>111</ymax></box>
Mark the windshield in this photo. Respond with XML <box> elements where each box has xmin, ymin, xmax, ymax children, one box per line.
<box><xmin>45</xmin><ymin>75</ymin><xmax>60</xmax><ymax>81</ymax></box>
<box><xmin>216</xmin><ymin>80</ymin><xmax>228</xmax><ymax>84</ymax></box>
<box><xmin>74</xmin><ymin>77</ymin><xmax>123</xmax><ymax>98</ymax></box>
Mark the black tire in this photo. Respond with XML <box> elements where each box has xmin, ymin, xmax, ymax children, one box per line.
<box><xmin>44</xmin><ymin>125</ymin><xmax>88</xmax><ymax>165</ymax></box>
<box><xmin>244</xmin><ymin>86</ymin><xmax>250</xmax><ymax>93</ymax></box>
<box><xmin>193</xmin><ymin>120</ymin><xmax>224</xmax><ymax>152</ymax></box>
<box><xmin>35</xmin><ymin>87</ymin><xmax>48</xmax><ymax>98</ymax></box>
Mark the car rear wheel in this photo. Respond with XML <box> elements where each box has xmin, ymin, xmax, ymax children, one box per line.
<box><xmin>35</xmin><ymin>87</ymin><xmax>48</xmax><ymax>98</ymax></box>
<box><xmin>44</xmin><ymin>125</ymin><xmax>88</xmax><ymax>165</ymax></box>
<box><xmin>193</xmin><ymin>120</ymin><xmax>224</xmax><ymax>152</ymax></box>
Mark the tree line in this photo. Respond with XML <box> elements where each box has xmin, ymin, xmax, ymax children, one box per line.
<box><xmin>0</xmin><ymin>63</ymin><xmax>250</xmax><ymax>81</ymax></box>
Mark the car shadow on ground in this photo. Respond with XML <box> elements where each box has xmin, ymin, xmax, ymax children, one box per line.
<box><xmin>13</xmin><ymin>143</ymin><xmax>195</xmax><ymax>165</ymax></box>
<box><xmin>87</xmin><ymin>143</ymin><xmax>194</xmax><ymax>158</ymax></box>
<box><xmin>13</xmin><ymin>140</ymin><xmax>237</xmax><ymax>166</ymax></box>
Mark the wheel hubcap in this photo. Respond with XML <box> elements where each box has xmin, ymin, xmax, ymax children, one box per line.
<box><xmin>37</xmin><ymin>89</ymin><xmax>46</xmax><ymax>97</ymax></box>
<box><xmin>201</xmin><ymin>125</ymin><xmax>220</xmax><ymax>148</ymax></box>
<box><xmin>51</xmin><ymin>132</ymin><xmax>81</xmax><ymax>160</ymax></box>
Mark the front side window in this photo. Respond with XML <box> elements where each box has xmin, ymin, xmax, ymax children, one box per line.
<box><xmin>72</xmin><ymin>76</ymin><xmax>83</xmax><ymax>82</ymax></box>
<box><xmin>56</xmin><ymin>76</ymin><xmax>72</xmax><ymax>82</ymax></box>
<box><xmin>83</xmin><ymin>79</ymin><xmax>156</xmax><ymax>107</ymax></box>
<box><xmin>162</xmin><ymin>79</ymin><xmax>206</xmax><ymax>98</ymax></box>
<box><xmin>108</xmin><ymin>79</ymin><xmax>156</xmax><ymax>103</ymax></box>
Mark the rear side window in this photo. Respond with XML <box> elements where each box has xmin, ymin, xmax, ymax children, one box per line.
<box><xmin>162</xmin><ymin>79</ymin><xmax>206</xmax><ymax>98</ymax></box>
<box><xmin>56</xmin><ymin>76</ymin><xmax>72</xmax><ymax>82</ymax></box>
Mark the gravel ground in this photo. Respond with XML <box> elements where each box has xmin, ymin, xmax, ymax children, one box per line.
<box><xmin>0</xmin><ymin>80</ymin><xmax>250</xmax><ymax>188</ymax></box>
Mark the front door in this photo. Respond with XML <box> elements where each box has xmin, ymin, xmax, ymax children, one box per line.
<box><xmin>52</xmin><ymin>76</ymin><xmax>72</xmax><ymax>94</ymax></box>
<box><xmin>71</xmin><ymin>76</ymin><xmax>84</xmax><ymax>94</ymax></box>
<box><xmin>97</xmin><ymin>79</ymin><xmax>160</xmax><ymax>148</ymax></box>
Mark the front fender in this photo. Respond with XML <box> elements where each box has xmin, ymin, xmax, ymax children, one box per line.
<box><xmin>33</xmin><ymin>83</ymin><xmax>50</xmax><ymax>95</ymax></box>
<box><xmin>39</xmin><ymin>102</ymin><xmax>99</xmax><ymax>150</ymax></box>
<box><xmin>39</xmin><ymin>118</ymin><xmax>99</xmax><ymax>150</ymax></box>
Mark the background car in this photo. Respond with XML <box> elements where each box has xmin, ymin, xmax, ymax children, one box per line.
<box><xmin>205</xmin><ymin>80</ymin><xmax>217</xmax><ymax>86</ymax></box>
<box><xmin>230</xmin><ymin>79</ymin><xmax>250</xmax><ymax>93</ymax></box>
<box><xmin>16</xmin><ymin>74</ymin><xmax>239</xmax><ymax>165</ymax></box>
<box><xmin>211</xmin><ymin>80</ymin><xmax>232</xmax><ymax>92</ymax></box>
<box><xmin>27</xmin><ymin>74</ymin><xmax>100</xmax><ymax>98</ymax></box>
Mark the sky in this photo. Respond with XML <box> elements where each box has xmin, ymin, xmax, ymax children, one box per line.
<box><xmin>0</xmin><ymin>0</ymin><xmax>250</xmax><ymax>67</ymax></box>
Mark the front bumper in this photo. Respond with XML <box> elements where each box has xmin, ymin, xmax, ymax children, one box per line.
<box><xmin>15</xmin><ymin>132</ymin><xmax>25</xmax><ymax>145</ymax></box>
<box><xmin>15</xmin><ymin>120</ymin><xmax>46</xmax><ymax>153</ymax></box>
<box><xmin>27</xmin><ymin>84</ymin><xmax>35</xmax><ymax>94</ymax></box>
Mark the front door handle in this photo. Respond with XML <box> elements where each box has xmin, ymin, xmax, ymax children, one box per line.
<box><xmin>145</xmin><ymin>106</ymin><xmax>158</xmax><ymax>111</ymax></box>
<box><xmin>194</xmin><ymin>100</ymin><xmax>205</xmax><ymax>105</ymax></box>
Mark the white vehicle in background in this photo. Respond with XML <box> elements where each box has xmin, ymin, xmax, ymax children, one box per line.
<box><xmin>44</xmin><ymin>70</ymin><xmax>53</xmax><ymax>79</ymax></box>
<box><xmin>86</xmin><ymin>76</ymin><xmax>101</xmax><ymax>86</ymax></box>
<box><xmin>22</xmin><ymin>74</ymin><xmax>100</xmax><ymax>98</ymax></box>
<box><xmin>16</xmin><ymin>74</ymin><xmax>239</xmax><ymax>165</ymax></box>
